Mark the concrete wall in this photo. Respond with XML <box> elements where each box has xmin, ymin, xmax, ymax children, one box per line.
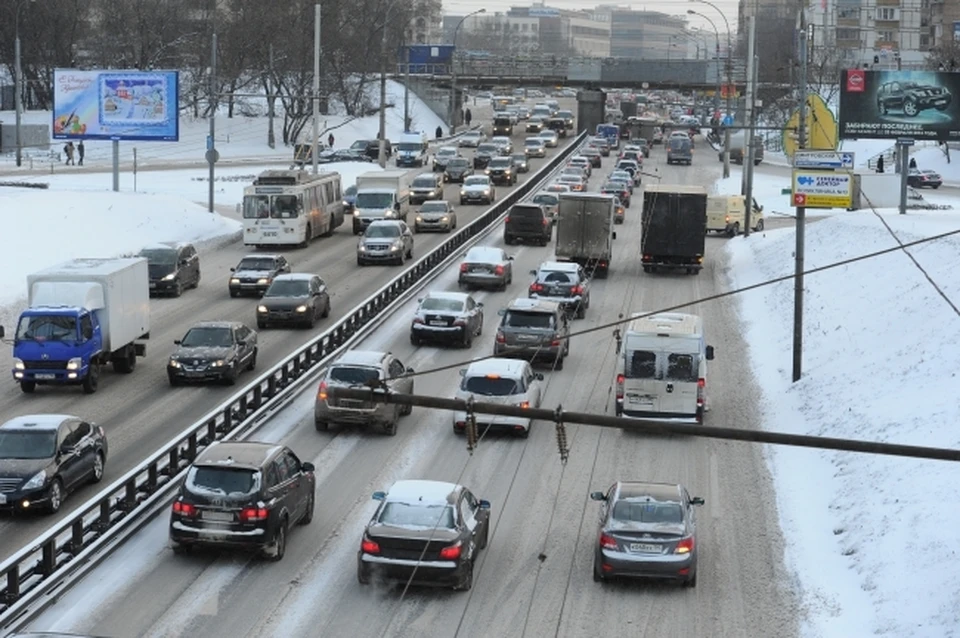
<box><xmin>0</xmin><ymin>123</ymin><xmax>50</xmax><ymax>154</ymax></box>
<box><xmin>401</xmin><ymin>77</ymin><xmax>453</xmax><ymax>129</ymax></box>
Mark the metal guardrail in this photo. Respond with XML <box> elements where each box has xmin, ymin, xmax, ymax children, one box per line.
<box><xmin>0</xmin><ymin>130</ymin><xmax>588</xmax><ymax>628</ymax></box>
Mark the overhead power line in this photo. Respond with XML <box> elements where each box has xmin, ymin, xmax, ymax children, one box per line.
<box><xmin>328</xmin><ymin>387</ymin><xmax>960</xmax><ymax>463</ymax></box>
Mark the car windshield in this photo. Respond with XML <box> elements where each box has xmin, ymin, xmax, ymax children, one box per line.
<box><xmin>412</xmin><ymin>177</ymin><xmax>438</xmax><ymax>188</ymax></box>
<box><xmin>355</xmin><ymin>192</ymin><xmax>395</xmax><ymax>209</ymax></box>
<box><xmin>447</xmin><ymin>159</ymin><xmax>469</xmax><ymax>168</ymax></box>
<box><xmin>365</xmin><ymin>224</ymin><xmax>401</xmax><ymax>238</ymax></box>
<box><xmin>397</xmin><ymin>142</ymin><xmax>422</xmax><ymax>151</ymax></box>
<box><xmin>0</xmin><ymin>429</ymin><xmax>57</xmax><ymax>459</ymax></box>
<box><xmin>138</xmin><ymin>248</ymin><xmax>177</xmax><ymax>265</ymax></box>
<box><xmin>265</xmin><ymin>279</ymin><xmax>310</xmax><ymax>297</ymax></box>
<box><xmin>329</xmin><ymin>365</ymin><xmax>381</xmax><ymax>385</ymax></box>
<box><xmin>461</xmin><ymin>375</ymin><xmax>520</xmax><ymax>396</ymax></box>
<box><xmin>15</xmin><ymin>315</ymin><xmax>77</xmax><ymax>343</ymax></box>
<box><xmin>525</xmin><ymin>140</ymin><xmax>542</xmax><ymax>147</ymax></box>
<box><xmin>187</xmin><ymin>466</ymin><xmax>260</xmax><ymax>497</ymax></box>
<box><xmin>350</xmin><ymin>141</ymin><xmax>371</xmax><ymax>150</ymax></box>
<box><xmin>378</xmin><ymin>502</ymin><xmax>456</xmax><ymax>529</ymax></box>
<box><xmin>421</xmin><ymin>297</ymin><xmax>465</xmax><ymax>312</ymax></box>
<box><xmin>477</xmin><ymin>145</ymin><xmax>498</xmax><ymax>153</ymax></box>
<box><xmin>464</xmin><ymin>176</ymin><xmax>489</xmax><ymax>186</ymax></box>
<box><xmin>533</xmin><ymin>194</ymin><xmax>558</xmax><ymax>206</ymax></box>
<box><xmin>490</xmin><ymin>159</ymin><xmax>511</xmax><ymax>167</ymax></box>
<box><xmin>237</xmin><ymin>257</ymin><xmax>277</xmax><ymax>271</ymax></box>
<box><xmin>438</xmin><ymin>149</ymin><xmax>457</xmax><ymax>157</ymax></box>
<box><xmin>180</xmin><ymin>326</ymin><xmax>234</xmax><ymax>348</ymax></box>
<box><xmin>420</xmin><ymin>202</ymin><xmax>448</xmax><ymax>213</ymax></box>
<box><xmin>613</xmin><ymin>500</ymin><xmax>684</xmax><ymax>525</ymax></box>
<box><xmin>504</xmin><ymin>310</ymin><xmax>554</xmax><ymax>329</ymax></box>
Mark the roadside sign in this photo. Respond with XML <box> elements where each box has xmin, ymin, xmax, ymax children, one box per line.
<box><xmin>897</xmin><ymin>137</ymin><xmax>915</xmax><ymax>146</ymax></box>
<box><xmin>792</xmin><ymin>170</ymin><xmax>853</xmax><ymax>208</ymax></box>
<box><xmin>793</xmin><ymin>150</ymin><xmax>855</xmax><ymax>170</ymax></box>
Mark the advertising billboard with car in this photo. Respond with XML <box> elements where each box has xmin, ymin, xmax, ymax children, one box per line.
<box><xmin>839</xmin><ymin>69</ymin><xmax>958</xmax><ymax>141</ymax></box>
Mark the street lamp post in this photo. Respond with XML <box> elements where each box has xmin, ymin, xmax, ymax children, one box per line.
<box><xmin>689</xmin><ymin>2</ymin><xmax>732</xmax><ymax>178</ymax></box>
<box><xmin>378</xmin><ymin>0</ymin><xmax>405</xmax><ymax>168</ymax></box>
<box><xmin>450</xmin><ymin>9</ymin><xmax>486</xmax><ymax>136</ymax></box>
<box><xmin>14</xmin><ymin>0</ymin><xmax>34</xmax><ymax>168</ymax></box>
<box><xmin>688</xmin><ymin>11</ymin><xmax>721</xmax><ymax>120</ymax></box>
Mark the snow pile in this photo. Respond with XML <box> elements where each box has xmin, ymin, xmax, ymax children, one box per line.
<box><xmin>724</xmin><ymin>209</ymin><xmax>960</xmax><ymax>638</ymax></box>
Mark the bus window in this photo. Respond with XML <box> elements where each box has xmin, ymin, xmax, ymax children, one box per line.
<box><xmin>272</xmin><ymin>194</ymin><xmax>301</xmax><ymax>218</ymax></box>
<box><xmin>323</xmin><ymin>182</ymin><xmax>335</xmax><ymax>206</ymax></box>
<box><xmin>243</xmin><ymin>195</ymin><xmax>270</xmax><ymax>219</ymax></box>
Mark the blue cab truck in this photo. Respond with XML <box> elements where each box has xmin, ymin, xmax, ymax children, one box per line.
<box><xmin>12</xmin><ymin>258</ymin><xmax>151</xmax><ymax>395</ymax></box>
<box><xmin>596</xmin><ymin>123</ymin><xmax>621</xmax><ymax>150</ymax></box>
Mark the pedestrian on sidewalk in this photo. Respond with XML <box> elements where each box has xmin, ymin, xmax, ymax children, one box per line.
<box><xmin>77</xmin><ymin>140</ymin><xmax>85</xmax><ymax>166</ymax></box>
<box><xmin>465</xmin><ymin>108</ymin><xmax>472</xmax><ymax>127</ymax></box>
<box><xmin>435</xmin><ymin>125</ymin><xmax>443</xmax><ymax>140</ymax></box>
<box><xmin>876</xmin><ymin>155</ymin><xmax>884</xmax><ymax>173</ymax></box>
<box><xmin>64</xmin><ymin>142</ymin><xmax>75</xmax><ymax>166</ymax></box>
<box><xmin>908</xmin><ymin>157</ymin><xmax>917</xmax><ymax>170</ymax></box>
<box><xmin>327</xmin><ymin>133</ymin><xmax>334</xmax><ymax>148</ymax></box>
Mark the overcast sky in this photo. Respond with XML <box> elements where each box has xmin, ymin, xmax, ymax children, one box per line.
<box><xmin>441</xmin><ymin>0</ymin><xmax>743</xmax><ymax>32</ymax></box>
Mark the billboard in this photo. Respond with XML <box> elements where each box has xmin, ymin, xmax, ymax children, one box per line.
<box><xmin>791</xmin><ymin>171</ymin><xmax>853</xmax><ymax>209</ymax></box>
<box><xmin>52</xmin><ymin>69</ymin><xmax>179</xmax><ymax>142</ymax></box>
<box><xmin>839</xmin><ymin>69</ymin><xmax>959</xmax><ymax>141</ymax></box>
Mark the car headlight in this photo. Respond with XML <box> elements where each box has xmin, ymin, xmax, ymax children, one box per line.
<box><xmin>441</xmin><ymin>216</ymin><xmax>449</xmax><ymax>222</ymax></box>
<box><xmin>211</xmin><ymin>360</ymin><xmax>226</xmax><ymax>368</ymax></box>
<box><xmin>168</xmin><ymin>358</ymin><xmax>181</xmax><ymax>368</ymax></box>
<box><xmin>505</xmin><ymin>169</ymin><xmax>511</xmax><ymax>175</ymax></box>
<box><xmin>385</xmin><ymin>210</ymin><xmax>395</xmax><ymax>218</ymax></box>
<box><xmin>23</xmin><ymin>470</ymin><xmax>47</xmax><ymax>491</ymax></box>
<box><xmin>460</xmin><ymin>190</ymin><xmax>466</xmax><ymax>196</ymax></box>
<box><xmin>484</xmin><ymin>169</ymin><xmax>490</xmax><ymax>174</ymax></box>
<box><xmin>416</xmin><ymin>216</ymin><xmax>423</xmax><ymax>222</ymax></box>
<box><xmin>353</xmin><ymin>210</ymin><xmax>361</xmax><ymax>216</ymax></box>
<box><xmin>296</xmin><ymin>305</ymin><xmax>308</xmax><ymax>313</ymax></box>
<box><xmin>358</xmin><ymin>244</ymin><xmax>366</xmax><ymax>252</ymax></box>
<box><xmin>161</xmin><ymin>273</ymin><xmax>177</xmax><ymax>281</ymax></box>
<box><xmin>257</xmin><ymin>305</ymin><xmax>268</xmax><ymax>313</ymax></box>
<box><xmin>66</xmin><ymin>357</ymin><xmax>82</xmax><ymax>371</ymax></box>
<box><xmin>13</xmin><ymin>358</ymin><xmax>24</xmax><ymax>371</ymax></box>
<box><xmin>230</xmin><ymin>278</ymin><xmax>240</xmax><ymax>284</ymax></box>
<box><xmin>484</xmin><ymin>189</ymin><xmax>490</xmax><ymax>195</ymax></box>
<box><xmin>257</xmin><ymin>278</ymin><xmax>269</xmax><ymax>285</ymax></box>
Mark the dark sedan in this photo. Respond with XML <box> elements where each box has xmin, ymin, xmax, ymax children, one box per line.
<box><xmin>600</xmin><ymin>182</ymin><xmax>631</xmax><ymax>207</ymax></box>
<box><xmin>229</xmin><ymin>254</ymin><xmax>290</xmax><ymax>297</ymax></box>
<box><xmin>358</xmin><ymin>480</ymin><xmax>490</xmax><ymax>590</ymax></box>
<box><xmin>444</xmin><ymin>157</ymin><xmax>474</xmax><ymax>183</ymax></box>
<box><xmin>907</xmin><ymin>168</ymin><xmax>942</xmax><ymax>189</ymax></box>
<box><xmin>168</xmin><ymin>321</ymin><xmax>258</xmax><ymax>386</ymax></box>
<box><xmin>580</xmin><ymin>147</ymin><xmax>602</xmax><ymax>168</ymax></box>
<box><xmin>0</xmin><ymin>414</ymin><xmax>107</xmax><ymax>514</ymax></box>
<box><xmin>257</xmin><ymin>273</ymin><xmax>331</xmax><ymax>329</ymax></box>
<box><xmin>410</xmin><ymin>291</ymin><xmax>484</xmax><ymax>348</ymax></box>
<box><xmin>473</xmin><ymin>143</ymin><xmax>499</xmax><ymax>169</ymax></box>
<box><xmin>591</xmin><ymin>481</ymin><xmax>704</xmax><ymax>587</ymax></box>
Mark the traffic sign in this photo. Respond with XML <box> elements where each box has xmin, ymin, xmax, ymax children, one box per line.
<box><xmin>722</xmin><ymin>115</ymin><xmax>734</xmax><ymax>126</ymax></box>
<box><xmin>205</xmin><ymin>149</ymin><xmax>220</xmax><ymax>164</ymax></box>
<box><xmin>793</xmin><ymin>150</ymin><xmax>855</xmax><ymax>170</ymax></box>
<box><xmin>792</xmin><ymin>170</ymin><xmax>853</xmax><ymax>208</ymax></box>
<box><xmin>897</xmin><ymin>137</ymin><xmax>915</xmax><ymax>146</ymax></box>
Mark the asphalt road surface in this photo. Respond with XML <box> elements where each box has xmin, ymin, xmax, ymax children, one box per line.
<box><xmin>24</xmin><ymin>136</ymin><xmax>801</xmax><ymax>638</ymax></box>
<box><xmin>0</xmin><ymin>105</ymin><xmax>573</xmax><ymax>563</ymax></box>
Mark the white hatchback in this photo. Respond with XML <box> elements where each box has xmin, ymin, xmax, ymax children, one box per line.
<box><xmin>453</xmin><ymin>358</ymin><xmax>544</xmax><ymax>438</ymax></box>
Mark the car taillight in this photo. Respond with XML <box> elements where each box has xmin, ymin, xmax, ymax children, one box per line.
<box><xmin>496</xmin><ymin>331</ymin><xmax>506</xmax><ymax>344</ymax></box>
<box><xmin>697</xmin><ymin>378</ymin><xmax>705</xmax><ymax>407</ymax></box>
<box><xmin>571</xmin><ymin>285</ymin><xmax>583</xmax><ymax>295</ymax></box>
<box><xmin>599</xmin><ymin>533</ymin><xmax>618</xmax><ymax>550</ymax></box>
<box><xmin>542</xmin><ymin>217</ymin><xmax>549</xmax><ymax>226</ymax></box>
<box><xmin>172</xmin><ymin>501</ymin><xmax>196</xmax><ymax>517</ymax></box>
<box><xmin>439</xmin><ymin>541</ymin><xmax>462</xmax><ymax>560</ymax></box>
<box><xmin>675</xmin><ymin>536</ymin><xmax>695</xmax><ymax>554</ymax></box>
<box><xmin>460</xmin><ymin>263</ymin><xmax>469</xmax><ymax>273</ymax></box>
<box><xmin>530</xmin><ymin>283</ymin><xmax>543</xmax><ymax>293</ymax></box>
<box><xmin>504</xmin><ymin>216</ymin><xmax>511</xmax><ymax>223</ymax></box>
<box><xmin>318</xmin><ymin>381</ymin><xmax>329</xmax><ymax>401</ymax></box>
<box><xmin>494</xmin><ymin>265</ymin><xmax>505</xmax><ymax>276</ymax></box>
<box><xmin>454</xmin><ymin>319</ymin><xmax>466</xmax><ymax>326</ymax></box>
<box><xmin>361</xmin><ymin>537</ymin><xmax>381</xmax><ymax>554</ymax></box>
<box><xmin>616</xmin><ymin>373</ymin><xmax>624</xmax><ymax>400</ymax></box>
<box><xmin>725</xmin><ymin>215</ymin><xmax>730</xmax><ymax>223</ymax></box>
<box><xmin>240</xmin><ymin>507</ymin><xmax>269</xmax><ymax>522</ymax></box>
<box><xmin>518</xmin><ymin>401</ymin><xmax>530</xmax><ymax>409</ymax></box>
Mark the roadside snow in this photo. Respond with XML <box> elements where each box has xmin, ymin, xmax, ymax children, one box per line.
<box><xmin>722</xmin><ymin>202</ymin><xmax>960</xmax><ymax>637</ymax></box>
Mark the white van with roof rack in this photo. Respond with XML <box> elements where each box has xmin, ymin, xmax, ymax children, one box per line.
<box><xmin>614</xmin><ymin>312</ymin><xmax>714</xmax><ymax>424</ymax></box>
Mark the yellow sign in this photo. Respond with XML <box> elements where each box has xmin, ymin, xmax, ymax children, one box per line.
<box><xmin>783</xmin><ymin>93</ymin><xmax>839</xmax><ymax>158</ymax></box>
<box><xmin>791</xmin><ymin>170</ymin><xmax>853</xmax><ymax>209</ymax></box>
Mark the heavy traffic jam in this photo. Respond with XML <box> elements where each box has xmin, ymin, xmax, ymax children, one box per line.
<box><xmin>0</xmin><ymin>90</ymin><xmax>763</xmax><ymax>597</ymax></box>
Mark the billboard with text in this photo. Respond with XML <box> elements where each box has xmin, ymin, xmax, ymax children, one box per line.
<box><xmin>839</xmin><ymin>69</ymin><xmax>960</xmax><ymax>141</ymax></box>
<box><xmin>52</xmin><ymin>69</ymin><xmax>179</xmax><ymax>141</ymax></box>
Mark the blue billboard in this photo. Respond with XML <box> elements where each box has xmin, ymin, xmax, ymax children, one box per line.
<box><xmin>52</xmin><ymin>69</ymin><xmax>180</xmax><ymax>141</ymax></box>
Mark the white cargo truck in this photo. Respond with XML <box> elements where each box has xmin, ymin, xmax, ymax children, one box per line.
<box><xmin>352</xmin><ymin>170</ymin><xmax>412</xmax><ymax>234</ymax></box>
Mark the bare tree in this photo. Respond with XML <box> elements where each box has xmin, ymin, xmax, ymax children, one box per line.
<box><xmin>926</xmin><ymin>39</ymin><xmax>960</xmax><ymax>71</ymax></box>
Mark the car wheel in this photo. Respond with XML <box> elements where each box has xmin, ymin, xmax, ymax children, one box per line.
<box><xmin>401</xmin><ymin>387</ymin><xmax>414</xmax><ymax>416</ymax></box>
<box><xmin>47</xmin><ymin>478</ymin><xmax>64</xmax><ymax>514</ymax></box>
<box><xmin>384</xmin><ymin>418</ymin><xmax>398</xmax><ymax>436</ymax></box>
<box><xmin>479</xmin><ymin>523</ymin><xmax>489</xmax><ymax>550</ymax></box>
<box><xmin>90</xmin><ymin>451</ymin><xmax>105</xmax><ymax>484</ymax></box>
<box><xmin>257</xmin><ymin>320</ymin><xmax>267</xmax><ymax>330</ymax></box>
<box><xmin>684</xmin><ymin>571</ymin><xmax>698</xmax><ymax>588</ymax></box>
<box><xmin>412</xmin><ymin>332</ymin><xmax>422</xmax><ymax>346</ymax></box>
<box><xmin>314</xmin><ymin>417</ymin><xmax>329</xmax><ymax>432</ymax></box>
<box><xmin>576</xmin><ymin>304</ymin><xmax>586</xmax><ymax>319</ymax></box>
<box><xmin>173</xmin><ymin>280</ymin><xmax>183</xmax><ymax>297</ymax></box>
<box><xmin>555</xmin><ymin>354</ymin><xmax>565</xmax><ymax>370</ymax></box>
<box><xmin>517</xmin><ymin>425</ymin><xmax>530</xmax><ymax>439</ymax></box>
<box><xmin>299</xmin><ymin>491</ymin><xmax>315</xmax><ymax>525</ymax></box>
<box><xmin>593</xmin><ymin>559</ymin><xmax>605</xmax><ymax>582</ymax></box>
<box><xmin>754</xmin><ymin>219</ymin><xmax>764</xmax><ymax>231</ymax></box>
<box><xmin>454</xmin><ymin>559</ymin><xmax>474</xmax><ymax>591</ymax></box>
<box><xmin>225</xmin><ymin>362</ymin><xmax>238</xmax><ymax>385</ymax></box>
<box><xmin>82</xmin><ymin>364</ymin><xmax>100</xmax><ymax>394</ymax></box>
<box><xmin>247</xmin><ymin>348</ymin><xmax>258</xmax><ymax>371</ymax></box>
<box><xmin>168</xmin><ymin>374</ymin><xmax>181</xmax><ymax>387</ymax></box>
<box><xmin>230</xmin><ymin>290</ymin><xmax>239</xmax><ymax>298</ymax></box>
<box><xmin>265</xmin><ymin>518</ymin><xmax>288</xmax><ymax>562</ymax></box>
<box><xmin>322</xmin><ymin>299</ymin><xmax>331</xmax><ymax>318</ymax></box>
<box><xmin>463</xmin><ymin>330</ymin><xmax>473</xmax><ymax>349</ymax></box>
<box><xmin>729</xmin><ymin>222</ymin><xmax>740</xmax><ymax>237</ymax></box>
<box><xmin>358</xmin><ymin>561</ymin><xmax>371</xmax><ymax>585</ymax></box>
<box><xmin>460</xmin><ymin>198</ymin><xmax>465</xmax><ymax>205</ymax></box>
<box><xmin>171</xmin><ymin>541</ymin><xmax>192</xmax><ymax>555</ymax></box>
<box><xmin>903</xmin><ymin>100</ymin><xmax>918</xmax><ymax>117</ymax></box>
<box><xmin>20</xmin><ymin>380</ymin><xmax>36</xmax><ymax>394</ymax></box>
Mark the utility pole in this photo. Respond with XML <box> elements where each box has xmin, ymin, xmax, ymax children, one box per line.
<box><xmin>741</xmin><ymin>16</ymin><xmax>756</xmax><ymax>199</ymax></box>
<box><xmin>403</xmin><ymin>41</ymin><xmax>411</xmax><ymax>131</ymax></box>
<box><xmin>207</xmin><ymin>32</ymin><xmax>217</xmax><ymax>213</ymax></box>
<box><xmin>722</xmin><ymin>37</ymin><xmax>732</xmax><ymax>178</ymax></box>
<box><xmin>312</xmin><ymin>3</ymin><xmax>321</xmax><ymax>175</ymax></box>
<box><xmin>792</xmin><ymin>7</ymin><xmax>808</xmax><ymax>382</ymax></box>
<box><xmin>14</xmin><ymin>26</ymin><xmax>23</xmax><ymax>167</ymax></box>
<box><xmin>377</xmin><ymin>6</ymin><xmax>390</xmax><ymax>168</ymax></box>
<box><xmin>743</xmin><ymin>17</ymin><xmax>758</xmax><ymax>237</ymax></box>
<box><xmin>268</xmin><ymin>43</ymin><xmax>275</xmax><ymax>149</ymax></box>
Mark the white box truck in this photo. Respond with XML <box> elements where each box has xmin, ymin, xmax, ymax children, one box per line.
<box><xmin>12</xmin><ymin>258</ymin><xmax>151</xmax><ymax>394</ymax></box>
<box><xmin>352</xmin><ymin>170</ymin><xmax>412</xmax><ymax>234</ymax></box>
<box><xmin>555</xmin><ymin>192</ymin><xmax>617</xmax><ymax>278</ymax></box>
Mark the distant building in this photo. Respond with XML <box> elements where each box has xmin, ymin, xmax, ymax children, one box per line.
<box><xmin>409</xmin><ymin>0</ymin><xmax>443</xmax><ymax>45</ymax></box>
<box><xmin>593</xmin><ymin>7</ymin><xmax>690</xmax><ymax>58</ymax></box>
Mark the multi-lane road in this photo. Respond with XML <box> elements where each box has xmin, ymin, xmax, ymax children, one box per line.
<box><xmin>22</xmin><ymin>135</ymin><xmax>801</xmax><ymax>637</ymax></box>
<box><xmin>0</xmin><ymin>109</ymin><xmax>568</xmax><ymax>563</ymax></box>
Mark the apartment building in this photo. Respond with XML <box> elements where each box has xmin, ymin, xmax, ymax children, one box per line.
<box><xmin>808</xmin><ymin>0</ymin><xmax>928</xmax><ymax>68</ymax></box>
<box><xmin>409</xmin><ymin>0</ymin><xmax>444</xmax><ymax>45</ymax></box>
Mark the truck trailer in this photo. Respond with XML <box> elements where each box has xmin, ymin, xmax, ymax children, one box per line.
<box><xmin>555</xmin><ymin>193</ymin><xmax>617</xmax><ymax>278</ymax></box>
<box><xmin>641</xmin><ymin>185</ymin><xmax>708</xmax><ymax>275</ymax></box>
<box><xmin>352</xmin><ymin>170</ymin><xmax>412</xmax><ymax>234</ymax></box>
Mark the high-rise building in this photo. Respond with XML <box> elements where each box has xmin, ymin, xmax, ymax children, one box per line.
<box><xmin>809</xmin><ymin>0</ymin><xmax>930</xmax><ymax>69</ymax></box>
<box><xmin>409</xmin><ymin>0</ymin><xmax>443</xmax><ymax>44</ymax></box>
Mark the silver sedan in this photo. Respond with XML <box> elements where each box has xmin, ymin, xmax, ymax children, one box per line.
<box><xmin>458</xmin><ymin>246</ymin><xmax>514</xmax><ymax>291</ymax></box>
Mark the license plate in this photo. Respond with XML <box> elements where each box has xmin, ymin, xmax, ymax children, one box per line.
<box><xmin>340</xmin><ymin>399</ymin><xmax>363</xmax><ymax>408</ymax></box>
<box><xmin>263</xmin><ymin>231</ymin><xmax>277</xmax><ymax>237</ymax></box>
<box><xmin>429</xmin><ymin>321</ymin><xmax>447</xmax><ymax>326</ymax></box>
<box><xmin>35</xmin><ymin>374</ymin><xmax>56</xmax><ymax>380</ymax></box>
<box><xmin>628</xmin><ymin>395</ymin><xmax>654</xmax><ymax>405</ymax></box>
<box><xmin>202</xmin><ymin>511</ymin><xmax>234</xmax><ymax>522</ymax></box>
<box><xmin>630</xmin><ymin>543</ymin><xmax>661</xmax><ymax>553</ymax></box>
<box><xmin>149</xmin><ymin>283</ymin><xmax>157</xmax><ymax>289</ymax></box>
<box><xmin>517</xmin><ymin>334</ymin><xmax>538</xmax><ymax>342</ymax></box>
<box><xmin>470</xmin><ymin>266</ymin><xmax>487</xmax><ymax>273</ymax></box>
<box><xmin>548</xmin><ymin>287</ymin><xmax>562</xmax><ymax>296</ymax></box>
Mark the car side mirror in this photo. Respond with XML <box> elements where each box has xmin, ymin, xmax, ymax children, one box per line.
<box><xmin>230</xmin><ymin>267</ymin><xmax>236</xmax><ymax>272</ymax></box>
<box><xmin>706</xmin><ymin>345</ymin><xmax>715</xmax><ymax>360</ymax></box>
<box><xmin>406</xmin><ymin>367</ymin><xmax>414</xmax><ymax>374</ymax></box>
<box><xmin>459</xmin><ymin>369</ymin><xmax>466</xmax><ymax>377</ymax></box>
<box><xmin>372</xmin><ymin>491</ymin><xmax>386</xmax><ymax>501</ymax></box>
<box><xmin>529</xmin><ymin>269</ymin><xmax>537</xmax><ymax>275</ymax></box>
<box><xmin>612</xmin><ymin>231</ymin><xmax>617</xmax><ymax>240</ymax></box>
<box><xmin>535</xmin><ymin>373</ymin><xmax>545</xmax><ymax>381</ymax></box>
<box><xmin>173</xmin><ymin>339</ymin><xmax>181</xmax><ymax>345</ymax></box>
<box><xmin>590</xmin><ymin>491</ymin><xmax>606</xmax><ymax>501</ymax></box>
<box><xmin>691</xmin><ymin>497</ymin><xmax>705</xmax><ymax>506</ymax></box>
<box><xmin>301</xmin><ymin>462</ymin><xmax>316</xmax><ymax>473</ymax></box>
<box><xmin>478</xmin><ymin>499</ymin><xmax>491</xmax><ymax>510</ymax></box>
<box><xmin>497</xmin><ymin>309</ymin><xmax>506</xmax><ymax>316</ymax></box>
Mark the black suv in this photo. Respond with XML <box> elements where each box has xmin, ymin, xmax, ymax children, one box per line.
<box><xmin>138</xmin><ymin>242</ymin><xmax>200</xmax><ymax>297</ymax></box>
<box><xmin>492</xmin><ymin>116</ymin><xmax>513</xmax><ymax>136</ymax></box>
<box><xmin>350</xmin><ymin>139</ymin><xmax>391</xmax><ymax>160</ymax></box>
<box><xmin>546</xmin><ymin>118</ymin><xmax>569</xmax><ymax>137</ymax></box>
<box><xmin>229</xmin><ymin>254</ymin><xmax>290</xmax><ymax>297</ymax></box>
<box><xmin>474</xmin><ymin>143</ymin><xmax>499</xmax><ymax>169</ymax></box>
<box><xmin>168</xmin><ymin>321</ymin><xmax>258</xmax><ymax>385</ymax></box>
<box><xmin>169</xmin><ymin>440</ymin><xmax>316</xmax><ymax>561</ymax></box>
<box><xmin>504</xmin><ymin>203</ymin><xmax>552</xmax><ymax>246</ymax></box>
<box><xmin>486</xmin><ymin>157</ymin><xmax>517</xmax><ymax>186</ymax></box>
<box><xmin>877</xmin><ymin>81</ymin><xmax>952</xmax><ymax>117</ymax></box>
<box><xmin>256</xmin><ymin>273</ymin><xmax>331</xmax><ymax>329</ymax></box>
<box><xmin>0</xmin><ymin>414</ymin><xmax>108</xmax><ymax>514</ymax></box>
<box><xmin>444</xmin><ymin>157</ymin><xmax>474</xmax><ymax>183</ymax></box>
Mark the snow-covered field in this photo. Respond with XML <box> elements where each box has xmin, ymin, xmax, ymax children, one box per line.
<box><xmin>722</xmin><ymin>175</ymin><xmax>960</xmax><ymax>637</ymax></box>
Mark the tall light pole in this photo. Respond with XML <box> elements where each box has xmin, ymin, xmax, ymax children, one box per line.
<box><xmin>311</xmin><ymin>3</ymin><xmax>321</xmax><ymax>175</ymax></box>
<box><xmin>689</xmin><ymin>0</ymin><xmax>733</xmax><ymax>178</ymax></box>
<box><xmin>14</xmin><ymin>0</ymin><xmax>34</xmax><ymax>168</ymax></box>
<box><xmin>450</xmin><ymin>8</ymin><xmax>486</xmax><ymax>135</ymax></box>
<box><xmin>688</xmin><ymin>11</ymin><xmax>721</xmax><ymax>122</ymax></box>
<box><xmin>377</xmin><ymin>0</ymin><xmax>405</xmax><ymax>168</ymax></box>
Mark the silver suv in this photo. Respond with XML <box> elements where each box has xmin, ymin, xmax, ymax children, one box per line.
<box><xmin>314</xmin><ymin>350</ymin><xmax>415</xmax><ymax>435</ymax></box>
<box><xmin>493</xmin><ymin>298</ymin><xmax>570</xmax><ymax>370</ymax></box>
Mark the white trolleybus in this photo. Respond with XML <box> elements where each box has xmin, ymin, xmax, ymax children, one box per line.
<box><xmin>241</xmin><ymin>170</ymin><xmax>346</xmax><ymax>248</ymax></box>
